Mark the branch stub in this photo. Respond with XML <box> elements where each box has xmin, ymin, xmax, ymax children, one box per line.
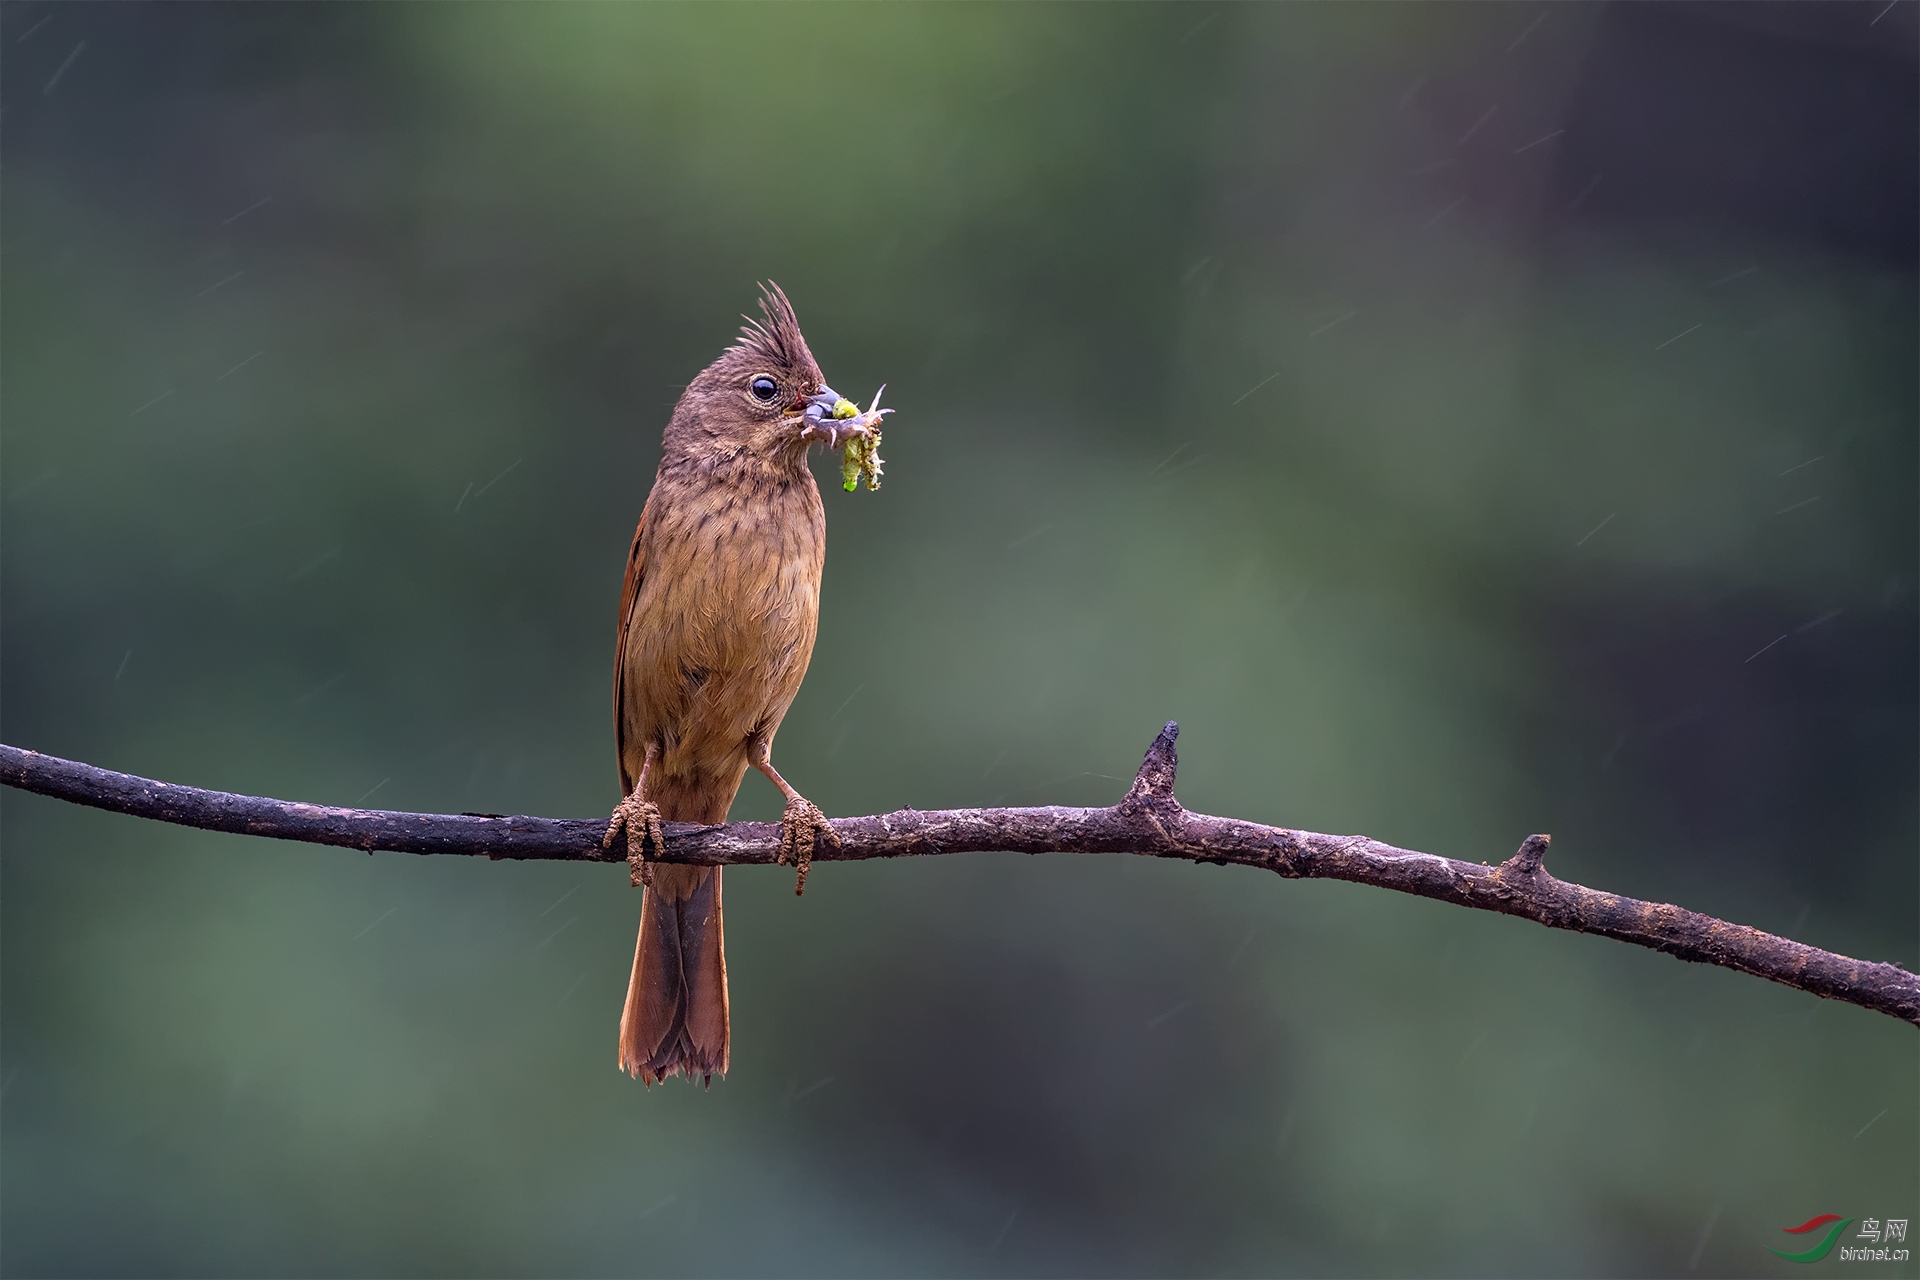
<box><xmin>1506</xmin><ymin>833</ymin><xmax>1551</xmax><ymax>876</ymax></box>
<box><xmin>1120</xmin><ymin>722</ymin><xmax>1180</xmax><ymax>813</ymax></box>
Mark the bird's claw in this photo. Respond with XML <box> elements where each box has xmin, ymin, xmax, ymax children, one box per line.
<box><xmin>775</xmin><ymin>796</ymin><xmax>839</xmax><ymax>897</ymax></box>
<box><xmin>604</xmin><ymin>791</ymin><xmax>666</xmax><ymax>887</ymax></box>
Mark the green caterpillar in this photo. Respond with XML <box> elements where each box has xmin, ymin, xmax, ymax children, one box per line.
<box><xmin>832</xmin><ymin>397</ymin><xmax>884</xmax><ymax>492</ymax></box>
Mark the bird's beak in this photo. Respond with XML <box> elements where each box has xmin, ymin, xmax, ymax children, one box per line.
<box><xmin>798</xmin><ymin>380</ymin><xmax>891</xmax><ymax>448</ymax></box>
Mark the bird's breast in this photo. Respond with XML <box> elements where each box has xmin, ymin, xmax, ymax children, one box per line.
<box><xmin>622</xmin><ymin>468</ymin><xmax>826</xmax><ymax>772</ymax></box>
<box><xmin>659</xmin><ymin>475</ymin><xmax>824</xmax><ymax>630</ymax></box>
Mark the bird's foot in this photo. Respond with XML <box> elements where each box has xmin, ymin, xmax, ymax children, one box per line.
<box><xmin>775</xmin><ymin>795</ymin><xmax>839</xmax><ymax>897</ymax></box>
<box><xmin>603</xmin><ymin>791</ymin><xmax>666</xmax><ymax>887</ymax></box>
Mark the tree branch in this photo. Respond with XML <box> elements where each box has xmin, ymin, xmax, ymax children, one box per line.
<box><xmin>3</xmin><ymin>726</ymin><xmax>1913</xmax><ymax>1025</ymax></box>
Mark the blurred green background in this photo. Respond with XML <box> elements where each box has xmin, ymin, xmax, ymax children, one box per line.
<box><xmin>3</xmin><ymin>3</ymin><xmax>1915</xmax><ymax>1276</ymax></box>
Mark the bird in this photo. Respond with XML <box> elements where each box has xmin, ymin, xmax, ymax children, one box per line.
<box><xmin>601</xmin><ymin>283</ymin><xmax>884</xmax><ymax>1086</ymax></box>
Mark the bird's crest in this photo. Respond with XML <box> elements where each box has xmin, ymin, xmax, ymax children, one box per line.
<box><xmin>731</xmin><ymin>281</ymin><xmax>818</xmax><ymax>379</ymax></box>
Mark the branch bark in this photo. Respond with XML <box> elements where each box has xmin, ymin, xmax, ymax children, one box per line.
<box><xmin>2</xmin><ymin>726</ymin><xmax>1913</xmax><ymax>1025</ymax></box>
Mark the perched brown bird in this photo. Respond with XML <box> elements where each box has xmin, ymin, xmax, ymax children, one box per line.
<box><xmin>602</xmin><ymin>284</ymin><xmax>883</xmax><ymax>1085</ymax></box>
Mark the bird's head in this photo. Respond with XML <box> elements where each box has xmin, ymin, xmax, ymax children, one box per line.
<box><xmin>665</xmin><ymin>282</ymin><xmax>881</xmax><ymax>468</ymax></box>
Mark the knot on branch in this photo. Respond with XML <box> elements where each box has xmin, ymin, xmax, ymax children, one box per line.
<box><xmin>1119</xmin><ymin>722</ymin><xmax>1182</xmax><ymax>818</ymax></box>
<box><xmin>1503</xmin><ymin>833</ymin><xmax>1551</xmax><ymax>876</ymax></box>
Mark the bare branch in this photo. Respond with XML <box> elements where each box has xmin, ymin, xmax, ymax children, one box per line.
<box><xmin>2</xmin><ymin>726</ymin><xmax>1914</xmax><ymax>1025</ymax></box>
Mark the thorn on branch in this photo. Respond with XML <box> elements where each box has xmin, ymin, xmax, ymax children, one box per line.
<box><xmin>1505</xmin><ymin>833</ymin><xmax>1551</xmax><ymax>876</ymax></box>
<box><xmin>1121</xmin><ymin>722</ymin><xmax>1181</xmax><ymax>813</ymax></box>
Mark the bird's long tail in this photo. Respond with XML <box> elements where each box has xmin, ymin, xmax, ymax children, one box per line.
<box><xmin>619</xmin><ymin>777</ymin><xmax>733</xmax><ymax>1085</ymax></box>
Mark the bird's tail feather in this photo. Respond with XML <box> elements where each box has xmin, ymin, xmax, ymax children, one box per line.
<box><xmin>618</xmin><ymin>775</ymin><xmax>733</xmax><ymax>1084</ymax></box>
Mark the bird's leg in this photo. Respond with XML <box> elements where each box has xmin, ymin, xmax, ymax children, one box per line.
<box><xmin>748</xmin><ymin>737</ymin><xmax>839</xmax><ymax>897</ymax></box>
<box><xmin>602</xmin><ymin>741</ymin><xmax>666</xmax><ymax>887</ymax></box>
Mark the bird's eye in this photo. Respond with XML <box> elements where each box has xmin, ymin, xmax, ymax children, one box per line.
<box><xmin>750</xmin><ymin>376</ymin><xmax>779</xmax><ymax>402</ymax></box>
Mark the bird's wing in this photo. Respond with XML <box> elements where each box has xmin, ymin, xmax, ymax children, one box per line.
<box><xmin>613</xmin><ymin>493</ymin><xmax>655</xmax><ymax>795</ymax></box>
